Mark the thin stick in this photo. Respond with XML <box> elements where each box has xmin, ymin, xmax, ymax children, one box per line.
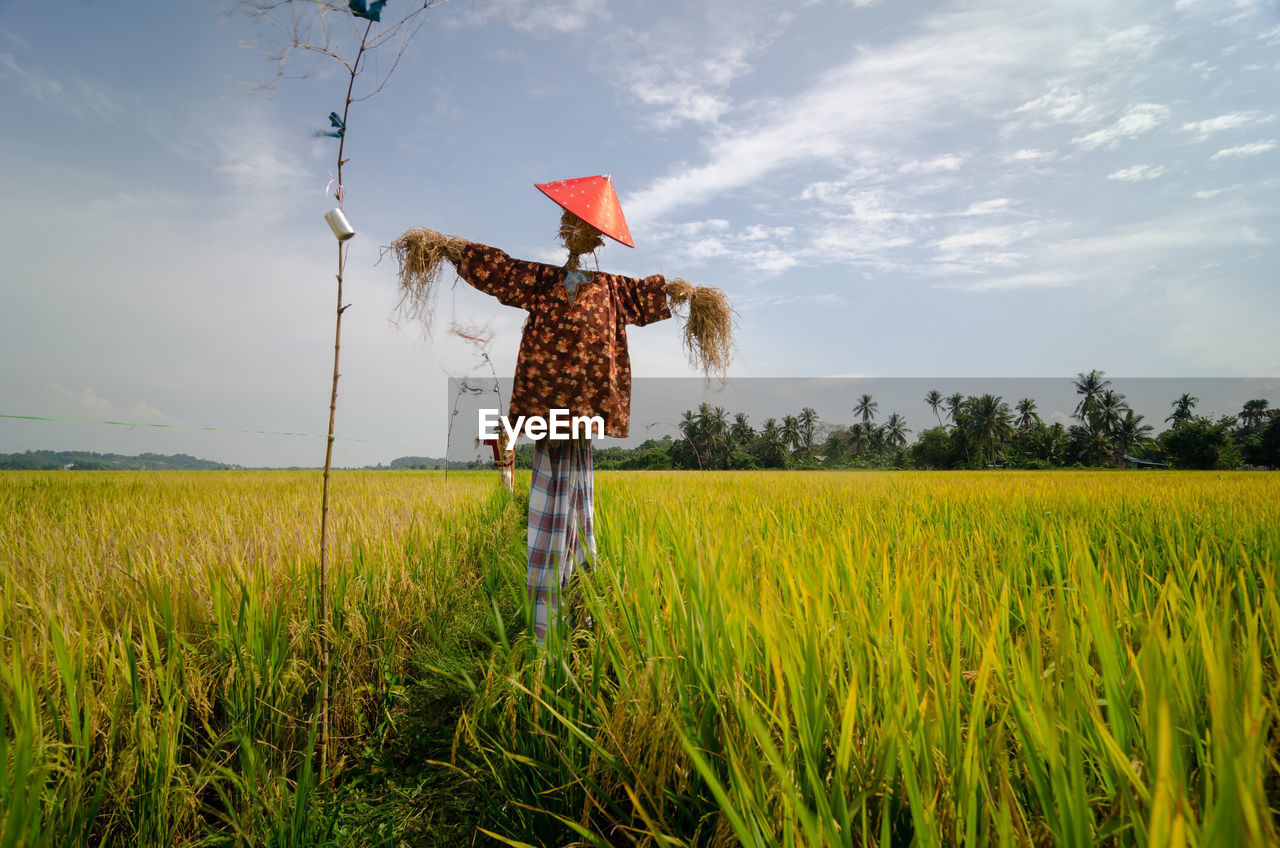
<box><xmin>318</xmin><ymin>14</ymin><xmax>373</xmax><ymax>778</ymax></box>
<box><xmin>234</xmin><ymin>0</ymin><xmax>451</xmax><ymax>779</ymax></box>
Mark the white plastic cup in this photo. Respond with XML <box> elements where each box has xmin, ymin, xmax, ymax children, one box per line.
<box><xmin>325</xmin><ymin>208</ymin><xmax>355</xmax><ymax>241</ymax></box>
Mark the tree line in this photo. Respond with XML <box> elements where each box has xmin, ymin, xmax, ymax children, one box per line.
<box><xmin>527</xmin><ymin>371</ymin><xmax>1277</xmax><ymax>471</ymax></box>
<box><xmin>0</xmin><ymin>450</ymin><xmax>232</xmax><ymax>470</ymax></box>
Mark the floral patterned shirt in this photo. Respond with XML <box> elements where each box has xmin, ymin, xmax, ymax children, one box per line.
<box><xmin>458</xmin><ymin>242</ymin><xmax>671</xmax><ymax>438</ymax></box>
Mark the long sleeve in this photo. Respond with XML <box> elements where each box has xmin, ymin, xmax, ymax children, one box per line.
<box><xmin>457</xmin><ymin>243</ymin><xmax>549</xmax><ymax>311</ymax></box>
<box><xmin>614</xmin><ymin>273</ymin><xmax>672</xmax><ymax>327</ymax></box>
<box><xmin>460</xmin><ymin>247</ymin><xmax>672</xmax><ymax>439</ymax></box>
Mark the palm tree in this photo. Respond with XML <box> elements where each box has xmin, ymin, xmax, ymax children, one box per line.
<box><xmin>679</xmin><ymin>408</ymin><xmax>700</xmax><ymax>444</ymax></box>
<box><xmin>798</xmin><ymin>407</ymin><xmax>819</xmax><ymax>463</ymax></box>
<box><xmin>820</xmin><ymin>428</ymin><xmax>848</xmax><ymax>465</ymax></box>
<box><xmin>964</xmin><ymin>394</ymin><xmax>1013</xmax><ymax>467</ymax></box>
<box><xmin>885</xmin><ymin>413</ymin><xmax>911</xmax><ymax>448</ymax></box>
<box><xmin>950</xmin><ymin>395</ymin><xmax>973</xmax><ymax>460</ymax></box>
<box><xmin>1072</xmin><ymin>370</ymin><xmax>1111</xmax><ymax>425</ymax></box>
<box><xmin>1166</xmin><ymin>393</ymin><xmax>1198</xmax><ymax>426</ymax></box>
<box><xmin>1037</xmin><ymin>422</ymin><xmax>1066</xmax><ymax>465</ymax></box>
<box><xmin>1111</xmin><ymin>409</ymin><xmax>1154</xmax><ymax>464</ymax></box>
<box><xmin>760</xmin><ymin>418</ymin><xmax>787</xmax><ymax>467</ymax></box>
<box><xmin>730</xmin><ymin>412</ymin><xmax>754</xmax><ymax>448</ymax></box>
<box><xmin>1094</xmin><ymin>389</ymin><xmax>1128</xmax><ymax>438</ymax></box>
<box><xmin>781</xmin><ymin>415</ymin><xmax>802</xmax><ymax>456</ymax></box>
<box><xmin>679</xmin><ymin>408</ymin><xmax>706</xmax><ymax>469</ymax></box>
<box><xmin>1240</xmin><ymin>398</ymin><xmax>1270</xmax><ymax>427</ymax></box>
<box><xmin>925</xmin><ymin>389</ymin><xmax>944</xmax><ymax>427</ymax></box>
<box><xmin>711</xmin><ymin>406</ymin><xmax>729</xmax><ymax>434</ymax></box>
<box><xmin>853</xmin><ymin>393</ymin><xmax>878</xmax><ymax>426</ymax></box>
<box><xmin>848</xmin><ymin>422</ymin><xmax>871</xmax><ymax>458</ymax></box>
<box><xmin>870</xmin><ymin>424</ymin><xmax>888</xmax><ymax>454</ymax></box>
<box><xmin>702</xmin><ymin>405</ymin><xmax>729</xmax><ymax>467</ymax></box>
<box><xmin>1084</xmin><ymin>425</ymin><xmax>1113</xmax><ymax>466</ymax></box>
<box><xmin>1015</xmin><ymin>398</ymin><xmax>1040</xmax><ymax>431</ymax></box>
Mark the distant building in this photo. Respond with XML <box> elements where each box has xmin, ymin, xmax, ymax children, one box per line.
<box><xmin>1122</xmin><ymin>454</ymin><xmax>1168</xmax><ymax>469</ymax></box>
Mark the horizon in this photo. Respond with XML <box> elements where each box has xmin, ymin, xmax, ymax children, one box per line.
<box><xmin>5</xmin><ymin>375</ymin><xmax>1274</xmax><ymax>468</ymax></box>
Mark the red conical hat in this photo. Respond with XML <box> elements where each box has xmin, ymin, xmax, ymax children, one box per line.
<box><xmin>535</xmin><ymin>174</ymin><xmax>634</xmax><ymax>248</ymax></box>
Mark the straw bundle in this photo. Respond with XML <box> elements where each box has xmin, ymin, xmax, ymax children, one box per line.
<box><xmin>558</xmin><ymin>210</ymin><xmax>604</xmax><ymax>269</ymax></box>
<box><xmin>665</xmin><ymin>278</ymin><xmax>735</xmax><ymax>376</ymax></box>
<box><xmin>388</xmin><ymin>227</ymin><xmax>466</xmax><ymax>329</ymax></box>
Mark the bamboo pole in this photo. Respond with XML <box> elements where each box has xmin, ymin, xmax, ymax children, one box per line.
<box><xmin>318</xmin><ymin>17</ymin><xmax>374</xmax><ymax>776</ymax></box>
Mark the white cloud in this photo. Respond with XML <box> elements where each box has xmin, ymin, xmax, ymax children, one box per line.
<box><xmin>46</xmin><ymin>383</ymin><xmax>174</xmax><ymax>425</ymax></box>
<box><xmin>646</xmin><ymin>217</ymin><xmax>801</xmax><ymax>273</ymax></box>
<box><xmin>804</xmin><ymin>185</ymin><xmax>930</xmax><ymax>224</ymax></box>
<box><xmin>936</xmin><ymin>270</ymin><xmax>1077</xmax><ymax>292</ymax></box>
<box><xmin>806</xmin><ymin>222</ymin><xmax>915</xmax><ymax>270</ymax></box>
<box><xmin>962</xmin><ymin>198</ymin><xmax>1012</xmax><ymax>215</ymax></box>
<box><xmin>1107</xmin><ymin>164</ymin><xmax>1168</xmax><ymax>181</ymax></box>
<box><xmin>1073</xmin><ymin>103</ymin><xmax>1170</xmax><ymax>149</ymax></box>
<box><xmin>0</xmin><ymin>52</ymin><xmax>120</xmax><ymax>123</ymax></box>
<box><xmin>1209</xmin><ymin>139</ymin><xmax>1276</xmax><ymax>159</ymax></box>
<box><xmin>1193</xmin><ymin>185</ymin><xmax>1241</xmax><ymax>198</ymax></box>
<box><xmin>742</xmin><ymin>248</ymin><xmax>801</xmax><ymax>274</ymax></box>
<box><xmin>898</xmin><ymin>154</ymin><xmax>966</xmax><ymax>174</ymax></box>
<box><xmin>1181</xmin><ymin>110</ymin><xmax>1272</xmax><ymax>138</ymax></box>
<box><xmin>625</xmin><ymin>0</ymin><xmax>1196</xmax><ymax>230</ymax></box>
<box><xmin>1190</xmin><ymin>59</ymin><xmax>1218</xmax><ymax>78</ymax></box>
<box><xmin>936</xmin><ymin>225</ymin><xmax>1027</xmax><ymax>255</ymax></box>
<box><xmin>676</xmin><ymin>218</ymin><xmax>732</xmax><ymax>235</ymax></box>
<box><xmin>799</xmin><ymin>181</ymin><xmax>850</xmax><ymax>204</ymax></box>
<box><xmin>929</xmin><ymin>200</ymin><xmax>1269</xmax><ymax>300</ymax></box>
<box><xmin>1096</xmin><ymin>24</ymin><xmax>1164</xmax><ymax>62</ymax></box>
<box><xmin>738</xmin><ymin>291</ymin><xmax>848</xmax><ymax>312</ymax></box>
<box><xmin>216</xmin><ymin>124</ymin><xmax>306</xmax><ymax>195</ymax></box>
<box><xmin>625</xmin><ymin>4</ymin><xmax>1099</xmax><ymax>224</ymax></box>
<box><xmin>1045</xmin><ymin>206</ymin><xmax>1268</xmax><ymax>270</ymax></box>
<box><xmin>1015</xmin><ymin>86</ymin><xmax>1105</xmax><ymax>126</ymax></box>
<box><xmin>1175</xmin><ymin>0</ymin><xmax>1265</xmax><ymax>26</ymax></box>
<box><xmin>605</xmin><ymin>1</ymin><xmax>792</xmax><ymax>130</ymax></box>
<box><xmin>619</xmin><ymin>36</ymin><xmax>755</xmax><ymax>129</ymax></box>
<box><xmin>627</xmin><ymin>80</ymin><xmax>730</xmax><ymax>128</ymax></box>
<box><xmin>1007</xmin><ymin>148</ymin><xmax>1055</xmax><ymax>161</ymax></box>
<box><xmin>687</xmin><ymin>240</ymin><xmax>733</xmax><ymax>262</ymax></box>
<box><xmin>740</xmin><ymin>223</ymin><xmax>794</xmax><ymax>242</ymax></box>
<box><xmin>212</xmin><ymin>112</ymin><xmax>310</xmax><ymax>226</ymax></box>
<box><xmin>465</xmin><ymin>0</ymin><xmax>608</xmax><ymax>34</ymax></box>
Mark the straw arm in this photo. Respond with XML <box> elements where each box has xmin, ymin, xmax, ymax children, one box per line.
<box><xmin>388</xmin><ymin>227</ymin><xmax>471</xmax><ymax>329</ymax></box>
<box><xmin>662</xmin><ymin>277</ymin><xmax>735</xmax><ymax>377</ymax></box>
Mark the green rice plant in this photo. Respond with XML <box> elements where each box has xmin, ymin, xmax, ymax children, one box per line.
<box><xmin>460</xmin><ymin>471</ymin><xmax>1280</xmax><ymax>847</ymax></box>
<box><xmin>0</xmin><ymin>470</ymin><xmax>522</xmax><ymax>845</ymax></box>
<box><xmin>5</xmin><ymin>468</ymin><xmax>1278</xmax><ymax>845</ymax></box>
<box><xmin>0</xmin><ymin>656</ymin><xmax>48</xmax><ymax>848</ymax></box>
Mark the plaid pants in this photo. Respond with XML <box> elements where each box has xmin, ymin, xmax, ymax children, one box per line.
<box><xmin>526</xmin><ymin>438</ymin><xmax>595</xmax><ymax>638</ymax></box>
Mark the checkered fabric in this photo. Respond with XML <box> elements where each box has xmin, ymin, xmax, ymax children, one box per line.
<box><xmin>526</xmin><ymin>437</ymin><xmax>595</xmax><ymax>639</ymax></box>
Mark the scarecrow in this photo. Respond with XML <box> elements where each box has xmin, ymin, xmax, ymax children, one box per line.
<box><xmin>390</xmin><ymin>175</ymin><xmax>732</xmax><ymax>640</ymax></box>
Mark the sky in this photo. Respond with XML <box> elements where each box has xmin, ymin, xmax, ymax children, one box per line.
<box><xmin>1</xmin><ymin>0</ymin><xmax>1277</xmax><ymax>467</ymax></box>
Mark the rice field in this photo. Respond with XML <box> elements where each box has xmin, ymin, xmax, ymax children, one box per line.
<box><xmin>0</xmin><ymin>470</ymin><xmax>523</xmax><ymax>846</ymax></box>
<box><xmin>2</xmin><ymin>470</ymin><xmax>1278</xmax><ymax>846</ymax></box>
<box><xmin>465</xmin><ymin>471</ymin><xmax>1280</xmax><ymax>847</ymax></box>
